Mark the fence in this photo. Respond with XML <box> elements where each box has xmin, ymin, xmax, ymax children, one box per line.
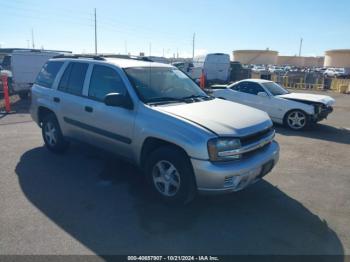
<box><xmin>268</xmin><ymin>73</ymin><xmax>350</xmax><ymax>93</ymax></box>
<box><xmin>330</xmin><ymin>79</ymin><xmax>350</xmax><ymax>93</ymax></box>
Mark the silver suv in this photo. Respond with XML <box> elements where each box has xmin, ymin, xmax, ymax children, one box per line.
<box><xmin>31</xmin><ymin>55</ymin><xmax>279</xmax><ymax>204</ymax></box>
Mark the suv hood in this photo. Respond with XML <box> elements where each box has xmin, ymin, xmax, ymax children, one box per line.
<box><xmin>277</xmin><ymin>93</ymin><xmax>335</xmax><ymax>106</ymax></box>
<box><xmin>154</xmin><ymin>98</ymin><xmax>272</xmax><ymax>137</ymax></box>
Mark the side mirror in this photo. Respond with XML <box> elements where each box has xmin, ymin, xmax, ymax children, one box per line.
<box><xmin>104</xmin><ymin>93</ymin><xmax>134</xmax><ymax>110</ymax></box>
<box><xmin>257</xmin><ymin>92</ymin><xmax>269</xmax><ymax>98</ymax></box>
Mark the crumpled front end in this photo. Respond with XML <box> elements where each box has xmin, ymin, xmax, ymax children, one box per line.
<box><xmin>313</xmin><ymin>103</ymin><xmax>333</xmax><ymax>122</ymax></box>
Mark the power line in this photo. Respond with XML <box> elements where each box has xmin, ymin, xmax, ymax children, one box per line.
<box><xmin>0</xmin><ymin>2</ymin><xmax>193</xmax><ymax>55</ymax></box>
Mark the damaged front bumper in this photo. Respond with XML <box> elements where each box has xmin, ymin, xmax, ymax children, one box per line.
<box><xmin>313</xmin><ymin>105</ymin><xmax>333</xmax><ymax>122</ymax></box>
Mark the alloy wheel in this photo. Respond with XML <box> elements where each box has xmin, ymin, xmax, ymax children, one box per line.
<box><xmin>152</xmin><ymin>160</ymin><xmax>181</xmax><ymax>197</ymax></box>
<box><xmin>44</xmin><ymin>121</ymin><xmax>57</xmax><ymax>146</ymax></box>
<box><xmin>287</xmin><ymin>111</ymin><xmax>306</xmax><ymax>130</ymax></box>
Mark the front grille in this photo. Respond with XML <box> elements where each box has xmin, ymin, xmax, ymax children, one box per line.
<box><xmin>240</xmin><ymin>126</ymin><xmax>274</xmax><ymax>147</ymax></box>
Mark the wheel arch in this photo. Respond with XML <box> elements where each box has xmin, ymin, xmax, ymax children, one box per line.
<box><xmin>38</xmin><ymin>106</ymin><xmax>56</xmax><ymax>126</ymax></box>
<box><xmin>283</xmin><ymin>108</ymin><xmax>310</xmax><ymax>121</ymax></box>
<box><xmin>139</xmin><ymin>137</ymin><xmax>190</xmax><ymax>170</ymax></box>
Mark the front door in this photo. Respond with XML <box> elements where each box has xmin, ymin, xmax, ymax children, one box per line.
<box><xmin>82</xmin><ymin>64</ymin><xmax>136</xmax><ymax>160</ymax></box>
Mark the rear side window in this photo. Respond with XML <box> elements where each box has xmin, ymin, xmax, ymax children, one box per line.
<box><xmin>58</xmin><ymin>62</ymin><xmax>88</xmax><ymax>95</ymax></box>
<box><xmin>35</xmin><ymin>61</ymin><xmax>64</xmax><ymax>88</ymax></box>
<box><xmin>88</xmin><ymin>65</ymin><xmax>127</xmax><ymax>101</ymax></box>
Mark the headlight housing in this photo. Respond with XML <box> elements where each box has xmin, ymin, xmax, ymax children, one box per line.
<box><xmin>207</xmin><ymin>138</ymin><xmax>241</xmax><ymax>162</ymax></box>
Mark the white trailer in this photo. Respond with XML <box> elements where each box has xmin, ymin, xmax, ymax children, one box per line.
<box><xmin>11</xmin><ymin>50</ymin><xmax>62</xmax><ymax>98</ymax></box>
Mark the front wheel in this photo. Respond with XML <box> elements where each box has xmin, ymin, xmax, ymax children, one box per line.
<box><xmin>284</xmin><ymin>110</ymin><xmax>309</xmax><ymax>130</ymax></box>
<box><xmin>145</xmin><ymin>146</ymin><xmax>196</xmax><ymax>205</ymax></box>
<box><xmin>42</xmin><ymin>114</ymin><xmax>69</xmax><ymax>153</ymax></box>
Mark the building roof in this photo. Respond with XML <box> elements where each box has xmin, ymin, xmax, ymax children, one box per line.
<box><xmin>325</xmin><ymin>49</ymin><xmax>350</xmax><ymax>54</ymax></box>
<box><xmin>0</xmin><ymin>48</ymin><xmax>71</xmax><ymax>54</ymax></box>
<box><xmin>233</xmin><ymin>50</ymin><xmax>278</xmax><ymax>54</ymax></box>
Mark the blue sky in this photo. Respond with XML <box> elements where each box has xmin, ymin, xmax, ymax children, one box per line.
<box><xmin>1</xmin><ymin>0</ymin><xmax>350</xmax><ymax>57</ymax></box>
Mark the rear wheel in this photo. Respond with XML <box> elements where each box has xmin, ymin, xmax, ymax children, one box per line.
<box><xmin>42</xmin><ymin>114</ymin><xmax>69</xmax><ymax>153</ymax></box>
<box><xmin>284</xmin><ymin>110</ymin><xmax>308</xmax><ymax>130</ymax></box>
<box><xmin>145</xmin><ymin>146</ymin><xmax>196</xmax><ymax>204</ymax></box>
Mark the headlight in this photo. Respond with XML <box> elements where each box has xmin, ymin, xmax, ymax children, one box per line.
<box><xmin>207</xmin><ymin>138</ymin><xmax>241</xmax><ymax>162</ymax></box>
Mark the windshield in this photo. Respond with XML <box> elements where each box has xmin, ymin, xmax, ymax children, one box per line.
<box><xmin>262</xmin><ymin>82</ymin><xmax>289</xmax><ymax>96</ymax></box>
<box><xmin>124</xmin><ymin>67</ymin><xmax>209</xmax><ymax>104</ymax></box>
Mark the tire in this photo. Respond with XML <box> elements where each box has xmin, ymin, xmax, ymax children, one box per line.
<box><xmin>19</xmin><ymin>91</ymin><xmax>29</xmax><ymax>100</ymax></box>
<box><xmin>144</xmin><ymin>146</ymin><xmax>197</xmax><ymax>205</ymax></box>
<box><xmin>42</xmin><ymin>114</ymin><xmax>69</xmax><ymax>153</ymax></box>
<box><xmin>284</xmin><ymin>109</ymin><xmax>309</xmax><ymax>131</ymax></box>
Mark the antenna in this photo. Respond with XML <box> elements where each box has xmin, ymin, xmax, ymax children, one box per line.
<box><xmin>94</xmin><ymin>8</ymin><xmax>97</xmax><ymax>55</ymax></box>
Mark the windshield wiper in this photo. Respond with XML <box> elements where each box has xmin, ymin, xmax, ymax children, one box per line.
<box><xmin>146</xmin><ymin>95</ymin><xmax>213</xmax><ymax>106</ymax></box>
<box><xmin>181</xmin><ymin>95</ymin><xmax>213</xmax><ymax>101</ymax></box>
<box><xmin>146</xmin><ymin>97</ymin><xmax>186</xmax><ymax>105</ymax></box>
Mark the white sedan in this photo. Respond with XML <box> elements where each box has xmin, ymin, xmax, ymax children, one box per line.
<box><xmin>212</xmin><ymin>79</ymin><xmax>335</xmax><ymax>130</ymax></box>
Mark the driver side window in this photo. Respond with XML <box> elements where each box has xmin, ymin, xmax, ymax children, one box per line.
<box><xmin>88</xmin><ymin>65</ymin><xmax>127</xmax><ymax>102</ymax></box>
<box><xmin>234</xmin><ymin>82</ymin><xmax>266</xmax><ymax>95</ymax></box>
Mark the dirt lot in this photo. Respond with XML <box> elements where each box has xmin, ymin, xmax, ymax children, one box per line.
<box><xmin>0</xmin><ymin>90</ymin><xmax>349</xmax><ymax>256</ymax></box>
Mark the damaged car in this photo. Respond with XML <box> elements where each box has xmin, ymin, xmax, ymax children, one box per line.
<box><xmin>212</xmin><ymin>79</ymin><xmax>335</xmax><ymax>130</ymax></box>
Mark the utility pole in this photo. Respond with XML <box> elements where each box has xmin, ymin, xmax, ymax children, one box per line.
<box><xmin>192</xmin><ymin>33</ymin><xmax>195</xmax><ymax>59</ymax></box>
<box><xmin>94</xmin><ymin>8</ymin><xmax>97</xmax><ymax>55</ymax></box>
<box><xmin>31</xmin><ymin>29</ymin><xmax>35</xmax><ymax>49</ymax></box>
<box><xmin>299</xmin><ymin>38</ymin><xmax>303</xmax><ymax>57</ymax></box>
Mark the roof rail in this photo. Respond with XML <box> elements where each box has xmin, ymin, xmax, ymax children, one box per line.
<box><xmin>101</xmin><ymin>54</ymin><xmax>153</xmax><ymax>62</ymax></box>
<box><xmin>52</xmin><ymin>54</ymin><xmax>105</xmax><ymax>60</ymax></box>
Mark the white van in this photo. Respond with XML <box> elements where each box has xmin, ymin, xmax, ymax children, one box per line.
<box><xmin>10</xmin><ymin>50</ymin><xmax>63</xmax><ymax>98</ymax></box>
<box><xmin>192</xmin><ymin>53</ymin><xmax>231</xmax><ymax>84</ymax></box>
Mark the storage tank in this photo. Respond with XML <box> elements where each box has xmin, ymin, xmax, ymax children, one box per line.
<box><xmin>233</xmin><ymin>50</ymin><xmax>278</xmax><ymax>65</ymax></box>
<box><xmin>277</xmin><ymin>56</ymin><xmax>305</xmax><ymax>67</ymax></box>
<box><xmin>324</xmin><ymin>49</ymin><xmax>350</xmax><ymax>68</ymax></box>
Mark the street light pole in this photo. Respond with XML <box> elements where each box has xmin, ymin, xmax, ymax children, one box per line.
<box><xmin>94</xmin><ymin>8</ymin><xmax>98</xmax><ymax>55</ymax></box>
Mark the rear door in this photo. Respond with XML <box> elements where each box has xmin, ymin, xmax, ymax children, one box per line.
<box><xmin>204</xmin><ymin>54</ymin><xmax>230</xmax><ymax>82</ymax></box>
<box><xmin>82</xmin><ymin>64</ymin><xmax>136</xmax><ymax>159</ymax></box>
<box><xmin>54</xmin><ymin>61</ymin><xmax>91</xmax><ymax>141</ymax></box>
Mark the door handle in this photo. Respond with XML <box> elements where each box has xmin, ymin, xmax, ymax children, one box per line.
<box><xmin>84</xmin><ymin>106</ymin><xmax>93</xmax><ymax>113</ymax></box>
<box><xmin>53</xmin><ymin>97</ymin><xmax>60</xmax><ymax>103</ymax></box>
